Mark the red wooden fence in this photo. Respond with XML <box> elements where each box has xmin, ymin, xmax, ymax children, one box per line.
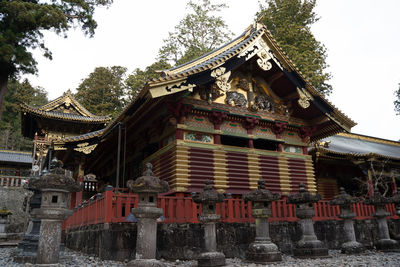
<box><xmin>63</xmin><ymin>191</ymin><xmax>399</xmax><ymax>230</ymax></box>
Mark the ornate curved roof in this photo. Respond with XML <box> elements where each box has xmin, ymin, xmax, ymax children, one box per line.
<box><xmin>107</xmin><ymin>23</ymin><xmax>355</xmax><ymax>143</ymax></box>
<box><xmin>145</xmin><ymin>23</ymin><xmax>355</xmax><ymax>135</ymax></box>
<box><xmin>313</xmin><ymin>133</ymin><xmax>400</xmax><ymax>161</ymax></box>
<box><xmin>20</xmin><ymin>90</ymin><xmax>111</xmax><ymax>124</ymax></box>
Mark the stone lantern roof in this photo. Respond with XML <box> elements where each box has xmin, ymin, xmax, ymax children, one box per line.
<box><xmin>287</xmin><ymin>183</ymin><xmax>321</xmax><ymax>204</ymax></box>
<box><xmin>192</xmin><ymin>180</ymin><xmax>224</xmax><ymax>205</ymax></box>
<box><xmin>364</xmin><ymin>189</ymin><xmax>391</xmax><ymax>206</ymax></box>
<box><xmin>243</xmin><ymin>179</ymin><xmax>281</xmax><ymax>203</ymax></box>
<box><xmin>127</xmin><ymin>163</ymin><xmax>169</xmax><ymax>194</ymax></box>
<box><xmin>330</xmin><ymin>187</ymin><xmax>359</xmax><ymax>206</ymax></box>
<box><xmin>29</xmin><ymin>158</ymin><xmax>82</xmax><ymax>192</ymax></box>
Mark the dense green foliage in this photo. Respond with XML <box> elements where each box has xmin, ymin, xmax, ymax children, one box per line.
<box><xmin>0</xmin><ymin>0</ymin><xmax>112</xmax><ymax>120</ymax></box>
<box><xmin>395</xmin><ymin>84</ymin><xmax>400</xmax><ymax>115</ymax></box>
<box><xmin>157</xmin><ymin>0</ymin><xmax>232</xmax><ymax>66</ymax></box>
<box><xmin>75</xmin><ymin>66</ymin><xmax>127</xmax><ymax>118</ymax></box>
<box><xmin>0</xmin><ymin>79</ymin><xmax>48</xmax><ymax>151</ymax></box>
<box><xmin>258</xmin><ymin>0</ymin><xmax>332</xmax><ymax>95</ymax></box>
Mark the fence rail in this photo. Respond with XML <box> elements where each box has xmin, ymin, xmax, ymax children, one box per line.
<box><xmin>0</xmin><ymin>175</ymin><xmax>30</xmax><ymax>187</ymax></box>
<box><xmin>63</xmin><ymin>191</ymin><xmax>399</xmax><ymax>230</ymax></box>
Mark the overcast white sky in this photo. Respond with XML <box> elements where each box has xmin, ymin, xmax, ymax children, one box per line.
<box><xmin>24</xmin><ymin>0</ymin><xmax>400</xmax><ymax>141</ymax></box>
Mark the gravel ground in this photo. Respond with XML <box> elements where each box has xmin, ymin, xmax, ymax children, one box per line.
<box><xmin>1</xmin><ymin>247</ymin><xmax>400</xmax><ymax>266</ymax></box>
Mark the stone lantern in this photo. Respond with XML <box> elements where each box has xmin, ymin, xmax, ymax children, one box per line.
<box><xmin>364</xmin><ymin>189</ymin><xmax>399</xmax><ymax>251</ymax></box>
<box><xmin>391</xmin><ymin>192</ymin><xmax>400</xmax><ymax>241</ymax></box>
<box><xmin>192</xmin><ymin>180</ymin><xmax>225</xmax><ymax>267</ymax></box>
<box><xmin>287</xmin><ymin>183</ymin><xmax>329</xmax><ymax>258</ymax></box>
<box><xmin>126</xmin><ymin>163</ymin><xmax>169</xmax><ymax>267</ymax></box>
<box><xmin>28</xmin><ymin>158</ymin><xmax>82</xmax><ymax>265</ymax></box>
<box><xmin>330</xmin><ymin>187</ymin><xmax>364</xmax><ymax>253</ymax></box>
<box><xmin>0</xmin><ymin>207</ymin><xmax>12</xmax><ymax>241</ymax></box>
<box><xmin>243</xmin><ymin>179</ymin><xmax>282</xmax><ymax>263</ymax></box>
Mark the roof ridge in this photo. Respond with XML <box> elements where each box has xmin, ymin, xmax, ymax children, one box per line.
<box><xmin>338</xmin><ymin>132</ymin><xmax>400</xmax><ymax>147</ymax></box>
<box><xmin>37</xmin><ymin>90</ymin><xmax>106</xmax><ymax>118</ymax></box>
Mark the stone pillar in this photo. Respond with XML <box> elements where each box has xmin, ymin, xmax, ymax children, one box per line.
<box><xmin>126</xmin><ymin>163</ymin><xmax>169</xmax><ymax>267</ymax></box>
<box><xmin>29</xmin><ymin>158</ymin><xmax>82</xmax><ymax>265</ymax></box>
<box><xmin>243</xmin><ymin>179</ymin><xmax>282</xmax><ymax>263</ymax></box>
<box><xmin>192</xmin><ymin>180</ymin><xmax>225</xmax><ymax>267</ymax></box>
<box><xmin>330</xmin><ymin>187</ymin><xmax>364</xmax><ymax>254</ymax></box>
<box><xmin>365</xmin><ymin>189</ymin><xmax>399</xmax><ymax>251</ymax></box>
<box><xmin>287</xmin><ymin>183</ymin><xmax>329</xmax><ymax>258</ymax></box>
<box><xmin>0</xmin><ymin>207</ymin><xmax>12</xmax><ymax>241</ymax></box>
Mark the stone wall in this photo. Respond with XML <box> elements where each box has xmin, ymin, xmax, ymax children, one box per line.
<box><xmin>0</xmin><ymin>187</ymin><xmax>32</xmax><ymax>234</ymax></box>
<box><xmin>65</xmin><ymin>219</ymin><xmax>400</xmax><ymax>262</ymax></box>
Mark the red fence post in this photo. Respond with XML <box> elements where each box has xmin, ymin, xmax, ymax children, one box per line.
<box><xmin>104</xmin><ymin>186</ymin><xmax>114</xmax><ymax>223</ymax></box>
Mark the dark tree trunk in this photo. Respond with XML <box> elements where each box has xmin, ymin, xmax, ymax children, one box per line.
<box><xmin>0</xmin><ymin>75</ymin><xmax>9</xmax><ymax>122</ymax></box>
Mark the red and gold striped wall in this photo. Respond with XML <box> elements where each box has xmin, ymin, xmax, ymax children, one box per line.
<box><xmin>146</xmin><ymin>141</ymin><xmax>316</xmax><ymax>195</ymax></box>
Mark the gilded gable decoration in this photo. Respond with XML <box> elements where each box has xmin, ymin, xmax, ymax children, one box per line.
<box><xmin>210</xmin><ymin>67</ymin><xmax>231</xmax><ymax>92</ymax></box>
<box><xmin>74</xmin><ymin>143</ymin><xmax>98</xmax><ymax>154</ymax></box>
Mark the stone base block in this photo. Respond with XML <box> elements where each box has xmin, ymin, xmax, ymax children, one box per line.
<box><xmin>293</xmin><ymin>240</ymin><xmax>329</xmax><ymax>258</ymax></box>
<box><xmin>245</xmin><ymin>241</ymin><xmax>282</xmax><ymax>263</ymax></box>
<box><xmin>341</xmin><ymin>241</ymin><xmax>365</xmax><ymax>254</ymax></box>
<box><xmin>12</xmin><ymin>249</ymin><xmax>37</xmax><ymax>264</ymax></box>
<box><xmin>127</xmin><ymin>259</ymin><xmax>167</xmax><ymax>267</ymax></box>
<box><xmin>375</xmin><ymin>239</ymin><xmax>399</xmax><ymax>252</ymax></box>
<box><xmin>197</xmin><ymin>252</ymin><xmax>225</xmax><ymax>267</ymax></box>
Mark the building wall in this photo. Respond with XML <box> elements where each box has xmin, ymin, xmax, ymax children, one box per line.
<box><xmin>145</xmin><ymin>141</ymin><xmax>316</xmax><ymax>195</ymax></box>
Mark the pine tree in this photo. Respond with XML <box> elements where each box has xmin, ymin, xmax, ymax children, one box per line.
<box><xmin>158</xmin><ymin>0</ymin><xmax>232</xmax><ymax>66</ymax></box>
<box><xmin>258</xmin><ymin>0</ymin><xmax>332</xmax><ymax>95</ymax></box>
<box><xmin>75</xmin><ymin>66</ymin><xmax>127</xmax><ymax>118</ymax></box>
<box><xmin>0</xmin><ymin>79</ymin><xmax>48</xmax><ymax>151</ymax></box>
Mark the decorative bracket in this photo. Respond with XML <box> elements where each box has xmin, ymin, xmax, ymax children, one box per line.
<box><xmin>211</xmin><ymin>67</ymin><xmax>231</xmax><ymax>92</ymax></box>
<box><xmin>208</xmin><ymin>111</ymin><xmax>228</xmax><ymax>130</ymax></box>
<box><xmin>242</xmin><ymin>117</ymin><xmax>259</xmax><ymax>134</ymax></box>
<box><xmin>298</xmin><ymin>126</ymin><xmax>318</xmax><ymax>142</ymax></box>
<box><xmin>272</xmin><ymin>122</ymin><xmax>288</xmax><ymax>139</ymax></box>
<box><xmin>296</xmin><ymin>87</ymin><xmax>313</xmax><ymax>109</ymax></box>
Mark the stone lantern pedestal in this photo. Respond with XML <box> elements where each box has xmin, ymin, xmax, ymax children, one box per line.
<box><xmin>192</xmin><ymin>180</ymin><xmax>225</xmax><ymax>267</ymax></box>
<box><xmin>28</xmin><ymin>158</ymin><xmax>82</xmax><ymax>265</ymax></box>
<box><xmin>365</xmin><ymin>190</ymin><xmax>399</xmax><ymax>251</ymax></box>
<box><xmin>391</xmin><ymin>193</ymin><xmax>400</xmax><ymax>241</ymax></box>
<box><xmin>14</xmin><ymin>185</ymin><xmax>43</xmax><ymax>263</ymax></box>
<box><xmin>243</xmin><ymin>179</ymin><xmax>282</xmax><ymax>263</ymax></box>
<box><xmin>330</xmin><ymin>188</ymin><xmax>364</xmax><ymax>254</ymax></box>
<box><xmin>126</xmin><ymin>163</ymin><xmax>169</xmax><ymax>267</ymax></box>
<box><xmin>0</xmin><ymin>207</ymin><xmax>12</xmax><ymax>241</ymax></box>
<box><xmin>287</xmin><ymin>183</ymin><xmax>329</xmax><ymax>258</ymax></box>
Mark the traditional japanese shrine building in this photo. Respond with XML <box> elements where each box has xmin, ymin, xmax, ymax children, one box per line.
<box><xmin>310</xmin><ymin>132</ymin><xmax>400</xmax><ymax>199</ymax></box>
<box><xmin>54</xmin><ymin>23</ymin><xmax>355</xmax><ymax>197</ymax></box>
<box><xmin>20</xmin><ymin>90</ymin><xmax>110</xmax><ymax>175</ymax></box>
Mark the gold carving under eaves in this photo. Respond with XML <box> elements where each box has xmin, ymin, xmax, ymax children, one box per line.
<box><xmin>257</xmin><ymin>50</ymin><xmax>272</xmax><ymax>71</ymax></box>
<box><xmin>74</xmin><ymin>142</ymin><xmax>98</xmax><ymax>154</ymax></box>
<box><xmin>150</xmin><ymin>80</ymin><xmax>196</xmax><ymax>98</ymax></box>
<box><xmin>296</xmin><ymin>87</ymin><xmax>313</xmax><ymax>109</ymax></box>
<box><xmin>211</xmin><ymin>67</ymin><xmax>231</xmax><ymax>92</ymax></box>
